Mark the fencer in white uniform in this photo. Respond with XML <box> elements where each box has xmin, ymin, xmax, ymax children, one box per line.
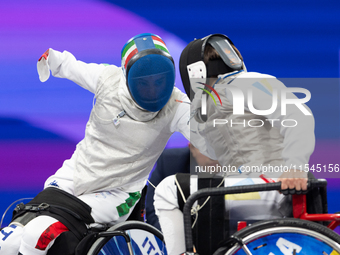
<box><xmin>0</xmin><ymin>33</ymin><xmax>192</xmax><ymax>255</ymax></box>
<box><xmin>154</xmin><ymin>34</ymin><xmax>315</xmax><ymax>255</ymax></box>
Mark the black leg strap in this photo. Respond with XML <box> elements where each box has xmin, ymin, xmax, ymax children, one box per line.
<box><xmin>11</xmin><ymin>187</ymin><xmax>95</xmax><ymax>240</ymax></box>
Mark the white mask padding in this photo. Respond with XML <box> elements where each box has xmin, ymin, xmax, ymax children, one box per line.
<box><xmin>187</xmin><ymin>61</ymin><xmax>207</xmax><ymax>94</ymax></box>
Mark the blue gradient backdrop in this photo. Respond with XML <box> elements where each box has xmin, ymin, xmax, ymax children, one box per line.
<box><xmin>0</xmin><ymin>0</ymin><xmax>340</xmax><ymax>227</ymax></box>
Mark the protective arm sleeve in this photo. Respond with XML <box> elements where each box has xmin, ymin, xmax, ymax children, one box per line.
<box><xmin>37</xmin><ymin>48</ymin><xmax>107</xmax><ymax>93</ymax></box>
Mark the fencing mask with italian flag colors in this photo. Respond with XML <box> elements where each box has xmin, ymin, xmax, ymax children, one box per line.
<box><xmin>121</xmin><ymin>33</ymin><xmax>175</xmax><ymax>112</ymax></box>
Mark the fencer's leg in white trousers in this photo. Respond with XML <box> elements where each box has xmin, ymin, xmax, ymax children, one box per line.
<box><xmin>154</xmin><ymin>175</ymin><xmax>187</xmax><ymax>255</ymax></box>
<box><xmin>18</xmin><ymin>215</ymin><xmax>68</xmax><ymax>255</ymax></box>
<box><xmin>158</xmin><ymin>209</ymin><xmax>186</xmax><ymax>255</ymax></box>
<box><xmin>0</xmin><ymin>223</ymin><xmax>24</xmax><ymax>255</ymax></box>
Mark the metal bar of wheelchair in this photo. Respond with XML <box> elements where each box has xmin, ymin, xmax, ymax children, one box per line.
<box><xmin>97</xmin><ymin>230</ymin><xmax>134</xmax><ymax>255</ymax></box>
<box><xmin>183</xmin><ymin>179</ymin><xmax>328</xmax><ymax>253</ymax></box>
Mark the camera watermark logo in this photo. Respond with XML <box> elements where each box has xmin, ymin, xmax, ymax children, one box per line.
<box><xmin>200</xmin><ymin>79</ymin><xmax>311</xmax><ymax>117</ymax></box>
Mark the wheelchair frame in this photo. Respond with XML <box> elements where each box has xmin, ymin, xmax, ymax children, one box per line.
<box><xmin>182</xmin><ymin>179</ymin><xmax>340</xmax><ymax>254</ymax></box>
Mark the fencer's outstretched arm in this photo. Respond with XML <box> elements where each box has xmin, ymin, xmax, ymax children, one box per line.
<box><xmin>37</xmin><ymin>48</ymin><xmax>107</xmax><ymax>93</ymax></box>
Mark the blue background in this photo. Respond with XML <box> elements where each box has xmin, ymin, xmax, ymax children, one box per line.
<box><xmin>0</xmin><ymin>0</ymin><xmax>340</xmax><ymax>227</ymax></box>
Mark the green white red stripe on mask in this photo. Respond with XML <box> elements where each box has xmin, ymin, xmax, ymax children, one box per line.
<box><xmin>121</xmin><ymin>34</ymin><xmax>170</xmax><ymax>71</ymax></box>
<box><xmin>151</xmin><ymin>35</ymin><xmax>170</xmax><ymax>54</ymax></box>
<box><xmin>121</xmin><ymin>40</ymin><xmax>138</xmax><ymax>69</ymax></box>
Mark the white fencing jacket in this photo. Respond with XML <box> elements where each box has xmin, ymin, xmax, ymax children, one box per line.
<box><xmin>38</xmin><ymin>49</ymin><xmax>191</xmax><ymax>195</ymax></box>
<box><xmin>190</xmin><ymin>71</ymin><xmax>315</xmax><ymax>176</ymax></box>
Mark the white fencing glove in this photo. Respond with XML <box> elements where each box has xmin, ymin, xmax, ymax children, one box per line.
<box><xmin>37</xmin><ymin>49</ymin><xmax>50</xmax><ymax>82</ymax></box>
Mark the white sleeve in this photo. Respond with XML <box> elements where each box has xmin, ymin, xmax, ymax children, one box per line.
<box><xmin>190</xmin><ymin>118</ymin><xmax>218</xmax><ymax>160</ymax></box>
<box><xmin>169</xmin><ymin>92</ymin><xmax>190</xmax><ymax>140</ymax></box>
<box><xmin>232</xmin><ymin>77</ymin><xmax>315</xmax><ymax>169</ymax></box>
<box><xmin>46</xmin><ymin>48</ymin><xmax>107</xmax><ymax>93</ymax></box>
<box><xmin>169</xmin><ymin>92</ymin><xmax>217</xmax><ymax>160</ymax></box>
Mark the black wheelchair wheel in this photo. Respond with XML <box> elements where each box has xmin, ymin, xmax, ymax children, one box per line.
<box><xmin>214</xmin><ymin>218</ymin><xmax>340</xmax><ymax>255</ymax></box>
<box><xmin>86</xmin><ymin>221</ymin><xmax>167</xmax><ymax>255</ymax></box>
